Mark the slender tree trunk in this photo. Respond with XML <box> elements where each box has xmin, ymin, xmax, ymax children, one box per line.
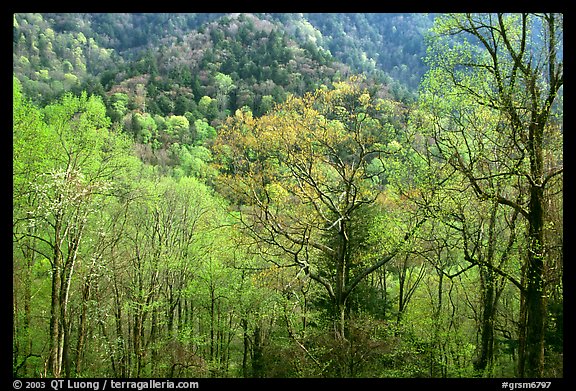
<box><xmin>113</xmin><ymin>296</ymin><xmax>125</xmax><ymax>377</ymax></box>
<box><xmin>216</xmin><ymin>300</ymin><xmax>222</xmax><ymax>370</ymax></box>
<box><xmin>21</xmin><ymin>239</ymin><xmax>35</xmax><ymax>377</ymax></box>
<box><xmin>210</xmin><ymin>285</ymin><xmax>215</xmax><ymax>363</ymax></box>
<box><xmin>113</xmin><ymin>270</ymin><xmax>127</xmax><ymax>377</ymax></box>
<box><xmin>149</xmin><ymin>306</ymin><xmax>158</xmax><ymax>376</ymax></box>
<box><xmin>380</xmin><ymin>268</ymin><xmax>388</xmax><ymax>319</ymax></box>
<box><xmin>225</xmin><ymin>311</ymin><xmax>234</xmax><ymax>373</ymax></box>
<box><xmin>334</xmin><ymin>223</ymin><xmax>349</xmax><ymax>341</ymax></box>
<box><xmin>61</xmin><ymin>235</ymin><xmax>81</xmax><ymax>378</ymax></box>
<box><xmin>135</xmin><ymin>312</ymin><xmax>143</xmax><ymax>377</ymax></box>
<box><xmin>49</xmin><ymin>232</ymin><xmax>62</xmax><ymax>378</ymax></box>
<box><xmin>336</xmin><ymin>301</ymin><xmax>347</xmax><ymax>341</ymax></box>
<box><xmin>75</xmin><ymin>276</ymin><xmax>91</xmax><ymax>375</ymax></box>
<box><xmin>241</xmin><ymin>318</ymin><xmax>249</xmax><ymax>378</ymax></box>
<box><xmin>430</xmin><ymin>271</ymin><xmax>444</xmax><ymax>377</ymax></box>
<box><xmin>335</xmin><ymin>267</ymin><xmax>347</xmax><ymax>340</ymax></box>
<box><xmin>62</xmin><ymin>316</ymin><xmax>72</xmax><ymax>378</ymax></box>
<box><xmin>475</xmin><ymin>267</ymin><xmax>495</xmax><ymax>375</ymax></box>
<box><xmin>397</xmin><ymin>255</ymin><xmax>408</xmax><ymax>326</ymax></box>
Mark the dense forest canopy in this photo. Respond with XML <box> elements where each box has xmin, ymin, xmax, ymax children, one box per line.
<box><xmin>13</xmin><ymin>12</ymin><xmax>563</xmax><ymax>380</ymax></box>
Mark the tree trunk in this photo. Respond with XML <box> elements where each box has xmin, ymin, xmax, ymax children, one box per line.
<box><xmin>429</xmin><ymin>270</ymin><xmax>445</xmax><ymax>377</ymax></box>
<box><xmin>334</xmin><ymin>221</ymin><xmax>349</xmax><ymax>341</ymax></box>
<box><xmin>397</xmin><ymin>258</ymin><xmax>406</xmax><ymax>326</ymax></box>
<box><xmin>75</xmin><ymin>277</ymin><xmax>91</xmax><ymax>375</ymax></box>
<box><xmin>380</xmin><ymin>268</ymin><xmax>388</xmax><ymax>320</ymax></box>
<box><xmin>61</xmin><ymin>236</ymin><xmax>81</xmax><ymax>378</ymax></box>
<box><xmin>475</xmin><ymin>267</ymin><xmax>495</xmax><ymax>375</ymax></box>
<box><xmin>61</xmin><ymin>316</ymin><xmax>72</xmax><ymax>378</ymax></box>
<box><xmin>241</xmin><ymin>318</ymin><xmax>249</xmax><ymax>378</ymax></box>
<box><xmin>517</xmin><ymin>97</ymin><xmax>548</xmax><ymax>376</ymax></box>
<box><xmin>113</xmin><ymin>271</ymin><xmax>127</xmax><ymax>377</ymax></box>
<box><xmin>19</xmin><ymin>238</ymin><xmax>35</xmax><ymax>377</ymax></box>
<box><xmin>336</xmin><ymin>301</ymin><xmax>347</xmax><ymax>341</ymax></box>
<box><xmin>474</xmin><ymin>200</ymin><xmax>499</xmax><ymax>376</ymax></box>
<box><xmin>49</xmin><ymin>241</ymin><xmax>62</xmax><ymax>378</ymax></box>
<box><xmin>519</xmin><ymin>185</ymin><xmax>546</xmax><ymax>377</ymax></box>
<box><xmin>251</xmin><ymin>325</ymin><xmax>264</xmax><ymax>378</ymax></box>
<box><xmin>210</xmin><ymin>285</ymin><xmax>215</xmax><ymax>363</ymax></box>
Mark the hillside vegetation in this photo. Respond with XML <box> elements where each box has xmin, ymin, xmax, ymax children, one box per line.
<box><xmin>13</xmin><ymin>13</ymin><xmax>563</xmax><ymax>380</ymax></box>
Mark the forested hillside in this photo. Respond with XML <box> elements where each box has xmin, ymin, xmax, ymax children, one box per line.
<box><xmin>13</xmin><ymin>13</ymin><xmax>563</xmax><ymax>380</ymax></box>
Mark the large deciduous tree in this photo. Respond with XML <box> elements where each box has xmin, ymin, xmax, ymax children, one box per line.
<box><xmin>215</xmin><ymin>77</ymin><xmax>420</xmax><ymax>343</ymax></box>
<box><xmin>420</xmin><ymin>13</ymin><xmax>563</xmax><ymax>377</ymax></box>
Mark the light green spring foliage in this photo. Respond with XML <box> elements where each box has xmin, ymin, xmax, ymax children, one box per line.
<box><xmin>12</xmin><ymin>13</ymin><xmax>563</xmax><ymax>376</ymax></box>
